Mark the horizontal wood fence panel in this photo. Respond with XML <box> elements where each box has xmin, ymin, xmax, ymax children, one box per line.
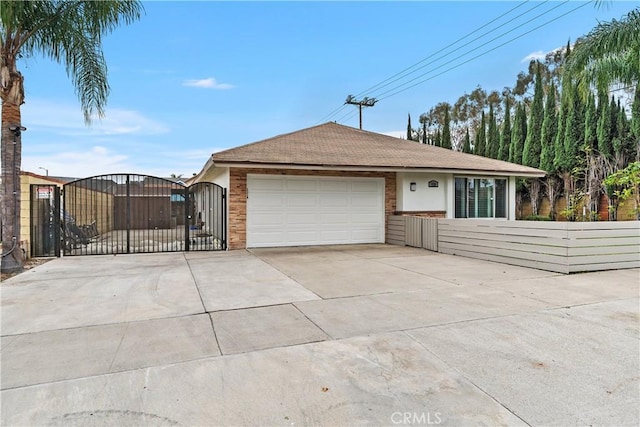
<box><xmin>438</xmin><ymin>223</ymin><xmax>568</xmax><ymax>239</ymax></box>
<box><xmin>438</xmin><ymin>241</ymin><xmax>570</xmax><ymax>266</ymax></box>
<box><xmin>569</xmin><ymin>260</ymin><xmax>640</xmax><ymax>273</ymax></box>
<box><xmin>567</xmin><ymin>236</ymin><xmax>640</xmax><ymax>248</ymax></box>
<box><xmin>568</xmin><ymin>244</ymin><xmax>640</xmax><ymax>257</ymax></box>
<box><xmin>438</xmin><ymin>220</ymin><xmax>639</xmax><ymax>274</ymax></box>
<box><xmin>437</xmin><ymin>246</ymin><xmax>569</xmax><ymax>273</ymax></box>
<box><xmin>438</xmin><ymin>236</ymin><xmax>569</xmax><ymax>256</ymax></box>
<box><xmin>386</xmin><ymin>215</ymin><xmax>406</xmax><ymax>246</ymax></box>
<box><xmin>438</xmin><ymin>229</ymin><xmax>568</xmax><ymax>248</ymax></box>
<box><xmin>388</xmin><ymin>217</ymin><xmax>638</xmax><ymax>273</ymax></box>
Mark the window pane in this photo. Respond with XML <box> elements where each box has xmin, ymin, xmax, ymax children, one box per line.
<box><xmin>455</xmin><ymin>178</ymin><xmax>467</xmax><ymax>218</ymax></box>
<box><xmin>477</xmin><ymin>179</ymin><xmax>493</xmax><ymax>218</ymax></box>
<box><xmin>467</xmin><ymin>179</ymin><xmax>476</xmax><ymax>218</ymax></box>
<box><xmin>495</xmin><ymin>179</ymin><xmax>507</xmax><ymax>218</ymax></box>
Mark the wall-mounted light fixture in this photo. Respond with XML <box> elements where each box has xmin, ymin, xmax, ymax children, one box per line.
<box><xmin>410</xmin><ymin>182</ymin><xmax>417</xmax><ymax>191</ymax></box>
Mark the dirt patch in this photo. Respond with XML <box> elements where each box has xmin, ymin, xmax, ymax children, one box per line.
<box><xmin>1</xmin><ymin>258</ymin><xmax>54</xmax><ymax>282</ymax></box>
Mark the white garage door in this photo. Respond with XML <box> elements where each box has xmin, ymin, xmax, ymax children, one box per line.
<box><xmin>247</xmin><ymin>174</ymin><xmax>385</xmax><ymax>247</ymax></box>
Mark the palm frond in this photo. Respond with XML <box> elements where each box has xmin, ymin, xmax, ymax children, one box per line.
<box><xmin>2</xmin><ymin>0</ymin><xmax>143</xmax><ymax>123</ymax></box>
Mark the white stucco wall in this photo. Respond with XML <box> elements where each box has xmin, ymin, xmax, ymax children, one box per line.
<box><xmin>396</xmin><ymin>172</ymin><xmax>448</xmax><ymax>212</ymax></box>
<box><xmin>397</xmin><ymin>172</ymin><xmax>518</xmax><ymax>219</ymax></box>
<box><xmin>201</xmin><ymin>166</ymin><xmax>229</xmax><ymax>188</ymax></box>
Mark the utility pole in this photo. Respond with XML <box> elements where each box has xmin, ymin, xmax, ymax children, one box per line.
<box><xmin>345</xmin><ymin>95</ymin><xmax>377</xmax><ymax>130</ymax></box>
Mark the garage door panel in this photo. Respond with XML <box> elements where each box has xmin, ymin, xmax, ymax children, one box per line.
<box><xmin>287</xmin><ymin>230</ymin><xmax>319</xmax><ymax>244</ymax></box>
<box><xmin>247</xmin><ymin>175</ymin><xmax>384</xmax><ymax>248</ymax></box>
<box><xmin>320</xmin><ymin>213</ymin><xmax>349</xmax><ymax>225</ymax></box>
<box><xmin>287</xmin><ymin>213</ymin><xmax>318</xmax><ymax>225</ymax></box>
<box><xmin>351</xmin><ymin>181</ymin><xmax>380</xmax><ymax>192</ymax></box>
<box><xmin>287</xmin><ymin>194</ymin><xmax>318</xmax><ymax>208</ymax></box>
<box><xmin>251</xmin><ymin>178</ymin><xmax>284</xmax><ymax>191</ymax></box>
<box><xmin>351</xmin><ymin>194</ymin><xmax>382</xmax><ymax>207</ymax></box>
<box><xmin>352</xmin><ymin>228</ymin><xmax>382</xmax><ymax>241</ymax></box>
<box><xmin>251</xmin><ymin>193</ymin><xmax>285</xmax><ymax>208</ymax></box>
<box><xmin>319</xmin><ymin>180</ymin><xmax>349</xmax><ymax>192</ymax></box>
<box><xmin>250</xmin><ymin>213</ymin><xmax>284</xmax><ymax>226</ymax></box>
<box><xmin>351</xmin><ymin>213</ymin><xmax>382</xmax><ymax>224</ymax></box>
<box><xmin>286</xmin><ymin>179</ymin><xmax>317</xmax><ymax>191</ymax></box>
<box><xmin>319</xmin><ymin>230</ymin><xmax>350</xmax><ymax>242</ymax></box>
<box><xmin>319</xmin><ymin>194</ymin><xmax>348</xmax><ymax>208</ymax></box>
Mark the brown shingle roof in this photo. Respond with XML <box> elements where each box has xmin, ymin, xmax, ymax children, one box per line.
<box><xmin>212</xmin><ymin>122</ymin><xmax>545</xmax><ymax>176</ymax></box>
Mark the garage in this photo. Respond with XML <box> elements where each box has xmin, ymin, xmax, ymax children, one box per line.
<box><xmin>247</xmin><ymin>174</ymin><xmax>385</xmax><ymax>247</ymax></box>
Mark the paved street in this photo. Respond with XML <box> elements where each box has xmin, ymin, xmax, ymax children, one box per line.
<box><xmin>1</xmin><ymin>245</ymin><xmax>638</xmax><ymax>426</ymax></box>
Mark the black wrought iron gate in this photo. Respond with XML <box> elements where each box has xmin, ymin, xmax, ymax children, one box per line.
<box><xmin>60</xmin><ymin>174</ymin><xmax>226</xmax><ymax>256</ymax></box>
<box><xmin>30</xmin><ymin>184</ymin><xmax>61</xmax><ymax>257</ymax></box>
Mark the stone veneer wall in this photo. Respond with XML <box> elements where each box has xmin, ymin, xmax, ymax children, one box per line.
<box><xmin>228</xmin><ymin>168</ymin><xmax>396</xmax><ymax>249</ymax></box>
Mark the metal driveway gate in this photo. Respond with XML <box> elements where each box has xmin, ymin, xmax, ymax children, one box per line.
<box><xmin>62</xmin><ymin>174</ymin><xmax>226</xmax><ymax>255</ymax></box>
<box><xmin>30</xmin><ymin>184</ymin><xmax>61</xmax><ymax>258</ymax></box>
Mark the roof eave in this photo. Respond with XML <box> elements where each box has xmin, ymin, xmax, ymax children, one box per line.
<box><xmin>211</xmin><ymin>161</ymin><xmax>546</xmax><ymax>178</ymax></box>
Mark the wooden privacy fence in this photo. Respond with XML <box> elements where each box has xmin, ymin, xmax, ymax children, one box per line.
<box><xmin>386</xmin><ymin>215</ymin><xmax>438</xmax><ymax>251</ymax></box>
<box><xmin>387</xmin><ymin>215</ymin><xmax>640</xmax><ymax>274</ymax></box>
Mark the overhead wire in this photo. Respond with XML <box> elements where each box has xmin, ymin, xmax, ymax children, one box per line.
<box><xmin>314</xmin><ymin>1</ymin><xmax>533</xmax><ymax>124</ymax></box>
<box><xmin>373</xmin><ymin>0</ymin><xmax>570</xmax><ymax>100</ymax></box>
<box><xmin>375</xmin><ymin>1</ymin><xmax>589</xmax><ymax>101</ymax></box>
<box><xmin>321</xmin><ymin>0</ymin><xmax>589</xmax><ymax>127</ymax></box>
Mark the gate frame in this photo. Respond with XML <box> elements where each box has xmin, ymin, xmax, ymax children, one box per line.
<box><xmin>29</xmin><ymin>184</ymin><xmax>61</xmax><ymax>258</ymax></box>
<box><xmin>61</xmin><ymin>174</ymin><xmax>226</xmax><ymax>256</ymax></box>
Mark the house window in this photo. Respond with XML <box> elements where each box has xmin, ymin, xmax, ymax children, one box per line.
<box><xmin>454</xmin><ymin>177</ymin><xmax>507</xmax><ymax>218</ymax></box>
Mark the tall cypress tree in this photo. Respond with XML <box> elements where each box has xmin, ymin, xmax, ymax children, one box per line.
<box><xmin>597</xmin><ymin>93</ymin><xmax>613</xmax><ymax>159</ymax></box>
<box><xmin>463</xmin><ymin>127</ymin><xmax>472</xmax><ymax>153</ymax></box>
<box><xmin>561</xmin><ymin>81</ymin><xmax>584</xmax><ymax>173</ymax></box>
<box><xmin>434</xmin><ymin>129</ymin><xmax>442</xmax><ymax>147</ymax></box>
<box><xmin>523</xmin><ymin>63</ymin><xmax>544</xmax><ymax>168</ymax></box>
<box><xmin>540</xmin><ymin>83</ymin><xmax>558</xmax><ymax>173</ymax></box>
<box><xmin>615</xmin><ymin>103</ymin><xmax>634</xmax><ymax>165</ymax></box>
<box><xmin>632</xmin><ymin>82</ymin><xmax>640</xmax><ymax>148</ymax></box>
<box><xmin>475</xmin><ymin>111</ymin><xmax>486</xmax><ymax>156</ymax></box>
<box><xmin>584</xmin><ymin>92</ymin><xmax>597</xmax><ymax>151</ymax></box>
<box><xmin>406</xmin><ymin>113</ymin><xmax>414</xmax><ymax>141</ymax></box>
<box><xmin>498</xmin><ymin>98</ymin><xmax>511</xmax><ymax>161</ymax></box>
<box><xmin>422</xmin><ymin>120</ymin><xmax>427</xmax><ymax>144</ymax></box>
<box><xmin>486</xmin><ymin>104</ymin><xmax>499</xmax><ymax>158</ymax></box>
<box><xmin>441</xmin><ymin>106</ymin><xmax>452</xmax><ymax>149</ymax></box>
<box><xmin>554</xmin><ymin>85</ymin><xmax>569</xmax><ymax>172</ymax></box>
<box><xmin>510</xmin><ymin>102</ymin><xmax>526</xmax><ymax>164</ymax></box>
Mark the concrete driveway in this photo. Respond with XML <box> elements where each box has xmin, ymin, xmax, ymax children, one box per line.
<box><xmin>1</xmin><ymin>244</ymin><xmax>638</xmax><ymax>426</ymax></box>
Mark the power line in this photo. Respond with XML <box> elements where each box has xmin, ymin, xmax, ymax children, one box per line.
<box><xmin>344</xmin><ymin>95</ymin><xmax>378</xmax><ymax>129</ymax></box>
<box><xmin>375</xmin><ymin>1</ymin><xmax>589</xmax><ymax>101</ymax></box>
<box><xmin>373</xmin><ymin>0</ymin><xmax>570</xmax><ymax>100</ymax></box>
<box><xmin>315</xmin><ymin>1</ymin><xmax>534</xmax><ymax>124</ymax></box>
<box><xmin>361</xmin><ymin>1</ymin><xmax>549</xmax><ymax>99</ymax></box>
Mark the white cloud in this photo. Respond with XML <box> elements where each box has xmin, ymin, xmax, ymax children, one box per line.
<box><xmin>521</xmin><ymin>50</ymin><xmax>547</xmax><ymax>63</ymax></box>
<box><xmin>381</xmin><ymin>130</ymin><xmax>406</xmax><ymax>139</ymax></box>
<box><xmin>22</xmin><ymin>146</ymin><xmax>133</xmax><ymax>178</ymax></box>
<box><xmin>22</xmin><ymin>99</ymin><xmax>170</xmax><ymax>136</ymax></box>
<box><xmin>182</xmin><ymin>77</ymin><xmax>235</xmax><ymax>90</ymax></box>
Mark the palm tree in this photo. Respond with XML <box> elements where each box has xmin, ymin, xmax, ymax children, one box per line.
<box><xmin>565</xmin><ymin>8</ymin><xmax>639</xmax><ymax>96</ymax></box>
<box><xmin>1</xmin><ymin>1</ymin><xmax>143</xmax><ymax>273</ymax></box>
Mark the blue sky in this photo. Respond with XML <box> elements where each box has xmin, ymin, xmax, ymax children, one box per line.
<box><xmin>18</xmin><ymin>0</ymin><xmax>637</xmax><ymax>178</ymax></box>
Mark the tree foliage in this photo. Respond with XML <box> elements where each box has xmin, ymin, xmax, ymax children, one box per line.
<box><xmin>498</xmin><ymin>97</ymin><xmax>511</xmax><ymax>161</ymax></box>
<box><xmin>0</xmin><ymin>0</ymin><xmax>143</xmax><ymax>273</ymax></box>
<box><xmin>540</xmin><ymin>83</ymin><xmax>558</xmax><ymax>173</ymax></box>
<box><xmin>565</xmin><ymin>8</ymin><xmax>640</xmax><ymax>96</ymax></box>
<box><xmin>510</xmin><ymin>102</ymin><xmax>526</xmax><ymax>164</ymax></box>
<box><xmin>523</xmin><ymin>63</ymin><xmax>544</xmax><ymax>168</ymax></box>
